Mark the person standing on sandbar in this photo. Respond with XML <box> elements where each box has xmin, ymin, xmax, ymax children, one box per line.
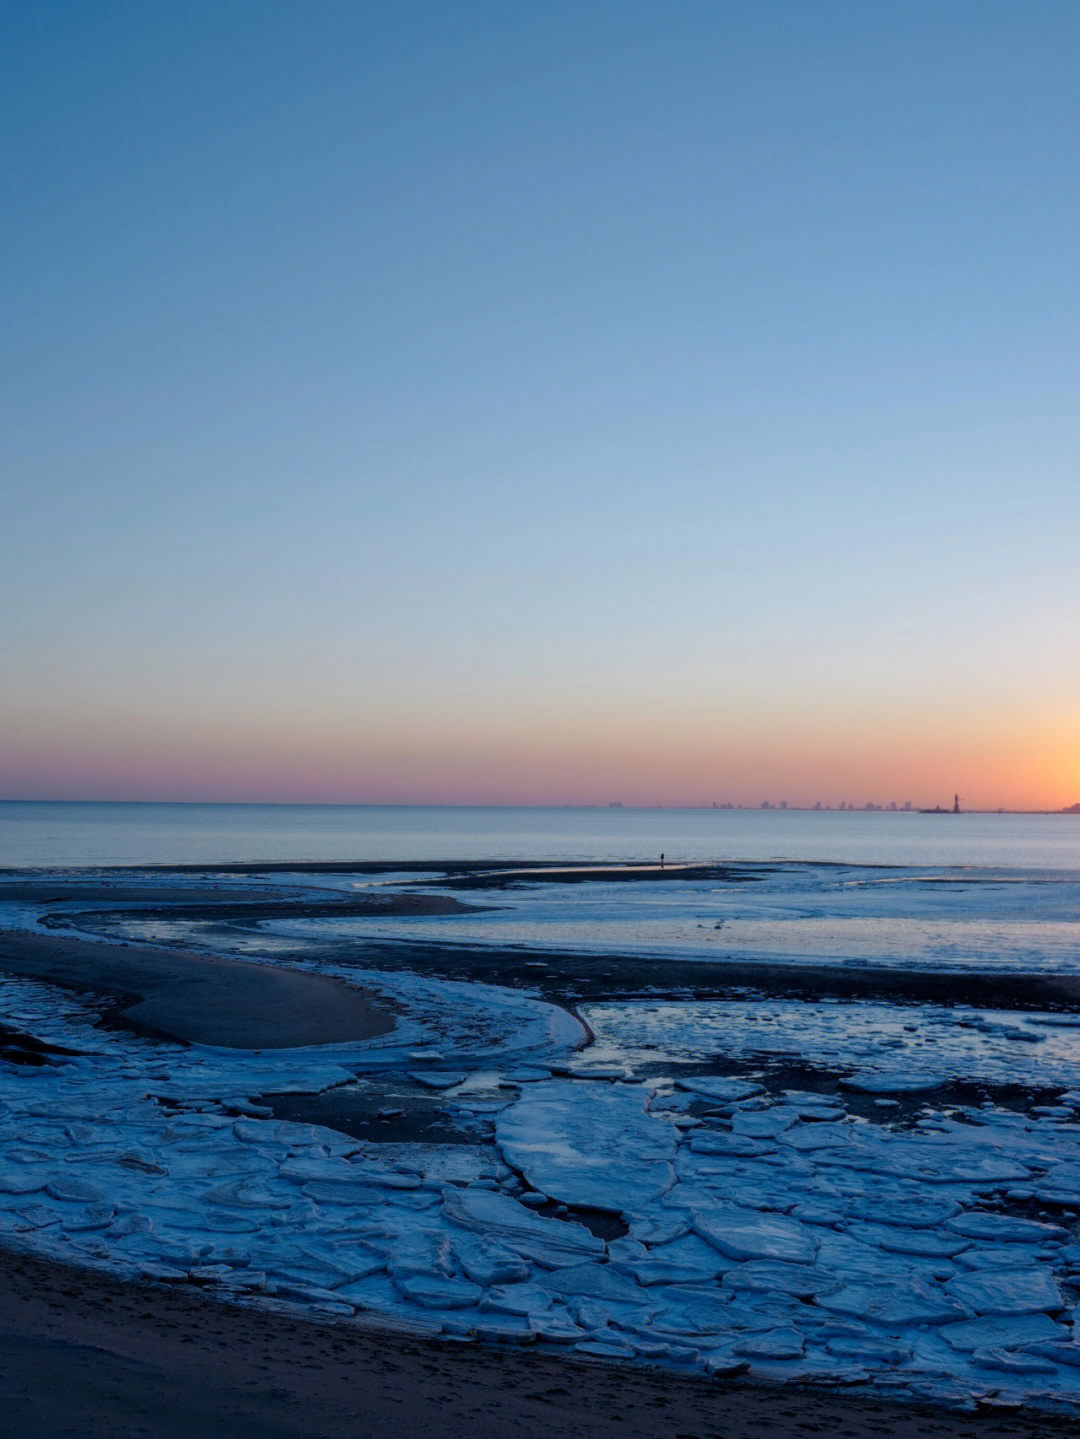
<box><xmin>660</xmin><ymin>852</ymin><xmax>665</xmax><ymax>869</ymax></box>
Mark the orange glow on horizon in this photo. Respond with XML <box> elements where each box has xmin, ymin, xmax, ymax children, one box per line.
<box><xmin>2</xmin><ymin>695</ymin><xmax>1076</xmax><ymax>812</ymax></box>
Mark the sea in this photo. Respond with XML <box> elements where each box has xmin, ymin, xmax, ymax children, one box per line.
<box><xmin>1</xmin><ymin>799</ymin><xmax>1078</xmax><ymax>871</ymax></box>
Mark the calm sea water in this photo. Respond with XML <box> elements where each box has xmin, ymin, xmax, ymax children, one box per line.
<box><xmin>1</xmin><ymin>800</ymin><xmax>1078</xmax><ymax>871</ymax></box>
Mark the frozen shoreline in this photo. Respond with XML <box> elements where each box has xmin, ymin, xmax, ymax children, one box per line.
<box><xmin>1</xmin><ymin>867</ymin><xmax>1080</xmax><ymax>1419</ymax></box>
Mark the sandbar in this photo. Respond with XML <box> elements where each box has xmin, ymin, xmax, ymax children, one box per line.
<box><xmin>0</xmin><ymin>930</ymin><xmax>394</xmax><ymax>1048</ymax></box>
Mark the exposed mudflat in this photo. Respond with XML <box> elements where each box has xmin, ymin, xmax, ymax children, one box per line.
<box><xmin>0</xmin><ymin>930</ymin><xmax>394</xmax><ymax>1048</ymax></box>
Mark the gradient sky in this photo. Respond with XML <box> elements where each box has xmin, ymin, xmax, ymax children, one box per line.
<box><xmin>3</xmin><ymin>1</ymin><xmax>1078</xmax><ymax>809</ymax></box>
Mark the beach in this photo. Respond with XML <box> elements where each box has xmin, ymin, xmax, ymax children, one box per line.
<box><xmin>1</xmin><ymin>848</ymin><xmax>1080</xmax><ymax>1430</ymax></box>
<box><xmin>2</xmin><ymin>1245</ymin><xmax>1076</xmax><ymax>1439</ymax></box>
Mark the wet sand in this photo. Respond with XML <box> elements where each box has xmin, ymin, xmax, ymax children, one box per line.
<box><xmin>0</xmin><ymin>930</ymin><xmax>394</xmax><ymax>1048</ymax></box>
<box><xmin>324</xmin><ymin>936</ymin><xmax>1080</xmax><ymax>1015</ymax></box>
<box><xmin>0</xmin><ymin>1248</ymin><xmax>1075</xmax><ymax>1439</ymax></box>
<box><xmin>420</xmin><ymin>861</ymin><xmax>763</xmax><ymax>888</ymax></box>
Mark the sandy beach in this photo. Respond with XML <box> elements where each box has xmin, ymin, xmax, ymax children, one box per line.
<box><xmin>1</xmin><ymin>1245</ymin><xmax>1075</xmax><ymax>1439</ymax></box>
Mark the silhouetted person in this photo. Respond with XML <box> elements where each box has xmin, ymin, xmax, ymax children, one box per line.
<box><xmin>954</xmin><ymin>794</ymin><xmax>960</xmax><ymax>814</ymax></box>
<box><xmin>660</xmin><ymin>852</ymin><xmax>665</xmax><ymax>869</ymax></box>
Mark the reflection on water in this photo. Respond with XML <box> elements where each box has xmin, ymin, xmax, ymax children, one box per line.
<box><xmin>244</xmin><ymin>868</ymin><xmax>1080</xmax><ymax>975</ymax></box>
<box><xmin>260</xmin><ymin>911</ymin><xmax>1080</xmax><ymax>971</ymax></box>
<box><xmin>88</xmin><ymin>863</ymin><xmax>1080</xmax><ymax>977</ymax></box>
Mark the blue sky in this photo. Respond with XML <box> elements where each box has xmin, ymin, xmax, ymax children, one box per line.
<box><xmin>3</xmin><ymin>1</ymin><xmax>1078</xmax><ymax>806</ymax></box>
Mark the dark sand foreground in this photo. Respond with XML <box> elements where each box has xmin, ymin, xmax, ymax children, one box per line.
<box><xmin>0</xmin><ymin>1249</ymin><xmax>1075</xmax><ymax>1439</ymax></box>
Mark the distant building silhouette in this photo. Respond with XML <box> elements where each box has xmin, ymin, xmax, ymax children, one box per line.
<box><xmin>920</xmin><ymin>793</ymin><xmax>961</xmax><ymax>814</ymax></box>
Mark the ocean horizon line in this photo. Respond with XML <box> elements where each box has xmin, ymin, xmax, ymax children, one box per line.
<box><xmin>2</xmin><ymin>798</ymin><xmax>1076</xmax><ymax>815</ymax></box>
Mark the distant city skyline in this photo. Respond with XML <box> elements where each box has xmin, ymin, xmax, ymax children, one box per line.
<box><xmin>4</xmin><ymin>2</ymin><xmax>1078</xmax><ymax>811</ymax></box>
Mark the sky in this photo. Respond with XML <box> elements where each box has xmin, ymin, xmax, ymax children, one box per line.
<box><xmin>3</xmin><ymin>0</ymin><xmax>1078</xmax><ymax>810</ymax></box>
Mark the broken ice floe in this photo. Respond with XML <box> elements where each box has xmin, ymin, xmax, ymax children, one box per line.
<box><xmin>2</xmin><ymin>981</ymin><xmax>1079</xmax><ymax>1410</ymax></box>
<box><xmin>496</xmin><ymin>1080</ymin><xmax>676</xmax><ymax>1213</ymax></box>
